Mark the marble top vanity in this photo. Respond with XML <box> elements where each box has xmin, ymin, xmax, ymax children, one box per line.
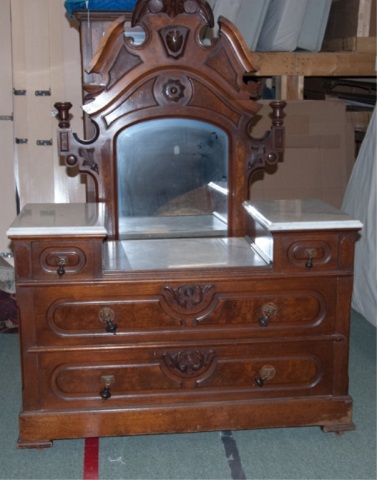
<box><xmin>7</xmin><ymin>0</ymin><xmax>362</xmax><ymax>448</ymax></box>
<box><xmin>8</xmin><ymin>199</ymin><xmax>362</xmax><ymax>273</ymax></box>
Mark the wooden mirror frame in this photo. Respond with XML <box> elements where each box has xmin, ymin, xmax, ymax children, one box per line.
<box><xmin>55</xmin><ymin>0</ymin><xmax>285</xmax><ymax>239</ymax></box>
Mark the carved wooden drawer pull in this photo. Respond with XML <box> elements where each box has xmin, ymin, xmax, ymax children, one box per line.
<box><xmin>258</xmin><ymin>302</ymin><xmax>278</xmax><ymax>327</ymax></box>
<box><xmin>98</xmin><ymin>307</ymin><xmax>118</xmax><ymax>334</ymax></box>
<box><xmin>57</xmin><ymin>256</ymin><xmax>67</xmax><ymax>278</ymax></box>
<box><xmin>305</xmin><ymin>249</ymin><xmax>316</xmax><ymax>270</ymax></box>
<box><xmin>99</xmin><ymin>375</ymin><xmax>115</xmax><ymax>400</ymax></box>
<box><xmin>254</xmin><ymin>365</ymin><xmax>276</xmax><ymax>387</ymax></box>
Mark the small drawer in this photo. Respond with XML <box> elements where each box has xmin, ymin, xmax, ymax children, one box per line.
<box><xmin>274</xmin><ymin>234</ymin><xmax>340</xmax><ymax>272</ymax></box>
<box><xmin>31</xmin><ymin>239</ymin><xmax>103</xmax><ymax>280</ymax></box>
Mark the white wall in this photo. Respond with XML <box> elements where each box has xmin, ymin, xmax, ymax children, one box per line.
<box><xmin>0</xmin><ymin>0</ymin><xmax>16</xmax><ymax>252</ymax></box>
<box><xmin>0</xmin><ymin>0</ymin><xmax>86</xmax><ymax>254</ymax></box>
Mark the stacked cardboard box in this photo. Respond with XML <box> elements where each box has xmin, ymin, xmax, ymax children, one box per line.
<box><xmin>323</xmin><ymin>0</ymin><xmax>376</xmax><ymax>52</ymax></box>
<box><xmin>248</xmin><ymin>100</ymin><xmax>355</xmax><ymax>209</ymax></box>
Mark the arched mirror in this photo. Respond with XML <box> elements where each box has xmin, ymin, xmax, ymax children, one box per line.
<box><xmin>117</xmin><ymin>118</ymin><xmax>228</xmax><ymax>239</ymax></box>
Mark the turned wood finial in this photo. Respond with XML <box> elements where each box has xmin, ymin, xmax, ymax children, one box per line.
<box><xmin>54</xmin><ymin>102</ymin><xmax>72</xmax><ymax>128</ymax></box>
<box><xmin>270</xmin><ymin>100</ymin><xmax>287</xmax><ymax>127</ymax></box>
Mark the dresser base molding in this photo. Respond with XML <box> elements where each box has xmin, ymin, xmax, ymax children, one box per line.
<box><xmin>17</xmin><ymin>396</ymin><xmax>354</xmax><ymax>448</ymax></box>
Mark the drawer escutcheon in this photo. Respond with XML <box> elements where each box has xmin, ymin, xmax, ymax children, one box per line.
<box><xmin>258</xmin><ymin>302</ymin><xmax>278</xmax><ymax>327</ymax></box>
<box><xmin>254</xmin><ymin>365</ymin><xmax>276</xmax><ymax>387</ymax></box>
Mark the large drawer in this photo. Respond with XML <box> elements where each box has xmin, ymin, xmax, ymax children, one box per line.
<box><xmin>22</xmin><ymin>277</ymin><xmax>340</xmax><ymax>346</ymax></box>
<box><xmin>24</xmin><ymin>339</ymin><xmax>342</xmax><ymax>410</ymax></box>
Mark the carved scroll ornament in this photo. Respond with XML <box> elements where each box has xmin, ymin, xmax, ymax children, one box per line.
<box><xmin>160</xmin><ymin>349</ymin><xmax>217</xmax><ymax>387</ymax></box>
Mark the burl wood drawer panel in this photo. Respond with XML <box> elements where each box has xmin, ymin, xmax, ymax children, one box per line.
<box><xmin>27</xmin><ymin>340</ymin><xmax>339</xmax><ymax>410</ymax></box>
<box><xmin>273</xmin><ymin>232</ymin><xmax>357</xmax><ymax>273</ymax></box>
<box><xmin>29</xmin><ymin>277</ymin><xmax>338</xmax><ymax>346</ymax></box>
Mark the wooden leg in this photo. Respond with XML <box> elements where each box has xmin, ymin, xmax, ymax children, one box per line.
<box><xmin>321</xmin><ymin>422</ymin><xmax>356</xmax><ymax>435</ymax></box>
<box><xmin>17</xmin><ymin>438</ymin><xmax>53</xmax><ymax>449</ymax></box>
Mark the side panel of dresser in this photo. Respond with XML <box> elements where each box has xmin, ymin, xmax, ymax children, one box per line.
<box><xmin>11</xmin><ymin>230</ymin><xmax>358</xmax><ymax>448</ymax></box>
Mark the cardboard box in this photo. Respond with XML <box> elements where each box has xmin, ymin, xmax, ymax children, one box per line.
<box><xmin>249</xmin><ymin>100</ymin><xmax>354</xmax><ymax>209</ymax></box>
<box><xmin>322</xmin><ymin>0</ymin><xmax>376</xmax><ymax>51</ymax></box>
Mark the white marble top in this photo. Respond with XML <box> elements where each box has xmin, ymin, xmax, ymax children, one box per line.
<box><xmin>244</xmin><ymin>199</ymin><xmax>363</xmax><ymax>231</ymax></box>
<box><xmin>7</xmin><ymin>203</ymin><xmax>107</xmax><ymax>237</ymax></box>
<box><xmin>118</xmin><ymin>237</ymin><xmax>268</xmax><ymax>270</ymax></box>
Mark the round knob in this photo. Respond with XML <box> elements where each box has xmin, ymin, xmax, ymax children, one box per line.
<box><xmin>305</xmin><ymin>249</ymin><xmax>315</xmax><ymax>270</ymax></box>
<box><xmin>57</xmin><ymin>257</ymin><xmax>66</xmax><ymax>278</ymax></box>
<box><xmin>99</xmin><ymin>307</ymin><xmax>118</xmax><ymax>335</ymax></box>
<box><xmin>100</xmin><ymin>375</ymin><xmax>114</xmax><ymax>400</ymax></box>
<box><xmin>100</xmin><ymin>386</ymin><xmax>112</xmax><ymax>400</ymax></box>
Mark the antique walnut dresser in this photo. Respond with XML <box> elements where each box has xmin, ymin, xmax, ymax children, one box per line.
<box><xmin>7</xmin><ymin>0</ymin><xmax>362</xmax><ymax>448</ymax></box>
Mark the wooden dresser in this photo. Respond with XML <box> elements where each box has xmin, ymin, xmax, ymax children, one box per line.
<box><xmin>7</xmin><ymin>0</ymin><xmax>362</xmax><ymax>448</ymax></box>
<box><xmin>8</xmin><ymin>199</ymin><xmax>362</xmax><ymax>448</ymax></box>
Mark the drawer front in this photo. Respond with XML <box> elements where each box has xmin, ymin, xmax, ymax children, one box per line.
<box><xmin>32</xmin><ymin>239</ymin><xmax>103</xmax><ymax>280</ymax></box>
<box><xmin>29</xmin><ymin>277</ymin><xmax>338</xmax><ymax>346</ymax></box>
<box><xmin>29</xmin><ymin>340</ymin><xmax>338</xmax><ymax>410</ymax></box>
<box><xmin>275</xmin><ymin>234</ymin><xmax>340</xmax><ymax>272</ymax></box>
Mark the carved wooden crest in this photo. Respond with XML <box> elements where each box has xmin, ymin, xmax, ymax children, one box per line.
<box><xmin>133</xmin><ymin>0</ymin><xmax>214</xmax><ymax>26</ymax></box>
<box><xmin>159</xmin><ymin>26</ymin><xmax>189</xmax><ymax>58</ymax></box>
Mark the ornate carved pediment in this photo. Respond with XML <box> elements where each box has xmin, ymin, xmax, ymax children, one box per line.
<box><xmin>132</xmin><ymin>0</ymin><xmax>214</xmax><ymax>26</ymax></box>
<box><xmin>55</xmin><ymin>0</ymin><xmax>286</xmax><ymax>239</ymax></box>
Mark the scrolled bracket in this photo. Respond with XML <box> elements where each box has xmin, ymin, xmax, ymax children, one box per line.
<box><xmin>54</xmin><ymin>101</ymin><xmax>100</xmax><ymax>178</ymax></box>
<box><xmin>247</xmin><ymin>100</ymin><xmax>286</xmax><ymax>180</ymax></box>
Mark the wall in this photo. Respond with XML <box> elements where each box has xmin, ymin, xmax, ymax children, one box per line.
<box><xmin>0</xmin><ymin>0</ymin><xmax>85</xmax><ymax>254</ymax></box>
<box><xmin>0</xmin><ymin>0</ymin><xmax>16</xmax><ymax>253</ymax></box>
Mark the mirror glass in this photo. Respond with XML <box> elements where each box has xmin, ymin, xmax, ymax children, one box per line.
<box><xmin>117</xmin><ymin>118</ymin><xmax>228</xmax><ymax>239</ymax></box>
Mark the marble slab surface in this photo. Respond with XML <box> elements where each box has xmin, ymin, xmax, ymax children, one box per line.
<box><xmin>244</xmin><ymin>199</ymin><xmax>363</xmax><ymax>231</ymax></box>
<box><xmin>7</xmin><ymin>203</ymin><xmax>107</xmax><ymax>237</ymax></box>
<box><xmin>119</xmin><ymin>237</ymin><xmax>268</xmax><ymax>270</ymax></box>
<box><xmin>119</xmin><ymin>214</ymin><xmax>227</xmax><ymax>239</ymax></box>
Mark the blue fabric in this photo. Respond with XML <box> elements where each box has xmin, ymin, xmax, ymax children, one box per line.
<box><xmin>64</xmin><ymin>0</ymin><xmax>137</xmax><ymax>18</ymax></box>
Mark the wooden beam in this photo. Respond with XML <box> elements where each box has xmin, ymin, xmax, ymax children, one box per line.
<box><xmin>322</xmin><ymin>36</ymin><xmax>377</xmax><ymax>53</ymax></box>
<box><xmin>249</xmin><ymin>52</ymin><xmax>377</xmax><ymax>77</ymax></box>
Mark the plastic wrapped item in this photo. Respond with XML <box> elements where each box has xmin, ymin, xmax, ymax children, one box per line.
<box><xmin>212</xmin><ymin>0</ymin><xmax>243</xmax><ymax>23</ymax></box>
<box><xmin>297</xmin><ymin>0</ymin><xmax>332</xmax><ymax>51</ymax></box>
<box><xmin>256</xmin><ymin>0</ymin><xmax>308</xmax><ymax>51</ymax></box>
<box><xmin>211</xmin><ymin>0</ymin><xmax>243</xmax><ymax>34</ymax></box>
<box><xmin>342</xmin><ymin>107</ymin><xmax>377</xmax><ymax>326</ymax></box>
<box><xmin>235</xmin><ymin>0</ymin><xmax>271</xmax><ymax>51</ymax></box>
<box><xmin>64</xmin><ymin>0</ymin><xmax>137</xmax><ymax>18</ymax></box>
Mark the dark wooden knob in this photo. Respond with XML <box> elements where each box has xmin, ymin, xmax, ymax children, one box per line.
<box><xmin>100</xmin><ymin>386</ymin><xmax>112</xmax><ymax>400</ymax></box>
<box><xmin>54</xmin><ymin>102</ymin><xmax>72</xmax><ymax>128</ymax></box>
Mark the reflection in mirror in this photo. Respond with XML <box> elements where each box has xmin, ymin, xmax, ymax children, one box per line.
<box><xmin>117</xmin><ymin>119</ymin><xmax>228</xmax><ymax>239</ymax></box>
